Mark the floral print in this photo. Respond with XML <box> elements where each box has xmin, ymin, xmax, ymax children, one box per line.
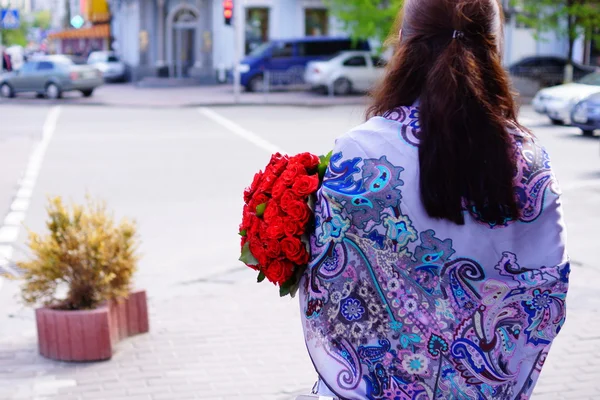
<box><xmin>300</xmin><ymin>106</ymin><xmax>569</xmax><ymax>400</ymax></box>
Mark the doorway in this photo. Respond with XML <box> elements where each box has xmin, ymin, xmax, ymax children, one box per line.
<box><xmin>166</xmin><ymin>5</ymin><xmax>200</xmax><ymax>78</ymax></box>
<box><xmin>173</xmin><ymin>27</ymin><xmax>195</xmax><ymax>78</ymax></box>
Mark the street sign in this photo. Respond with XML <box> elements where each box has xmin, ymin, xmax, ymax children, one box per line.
<box><xmin>0</xmin><ymin>9</ymin><xmax>20</xmax><ymax>30</ymax></box>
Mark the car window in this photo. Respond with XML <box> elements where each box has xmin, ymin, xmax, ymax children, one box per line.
<box><xmin>518</xmin><ymin>59</ymin><xmax>539</xmax><ymax>67</ymax></box>
<box><xmin>579</xmin><ymin>73</ymin><xmax>600</xmax><ymax>86</ymax></box>
<box><xmin>20</xmin><ymin>62</ymin><xmax>37</xmax><ymax>74</ymax></box>
<box><xmin>371</xmin><ymin>56</ymin><xmax>386</xmax><ymax>68</ymax></box>
<box><xmin>249</xmin><ymin>42</ymin><xmax>272</xmax><ymax>57</ymax></box>
<box><xmin>343</xmin><ymin>56</ymin><xmax>367</xmax><ymax>67</ymax></box>
<box><xmin>88</xmin><ymin>53</ymin><xmax>103</xmax><ymax>63</ymax></box>
<box><xmin>107</xmin><ymin>55</ymin><xmax>120</xmax><ymax>62</ymax></box>
<box><xmin>540</xmin><ymin>58</ymin><xmax>565</xmax><ymax>68</ymax></box>
<box><xmin>272</xmin><ymin>42</ymin><xmax>294</xmax><ymax>58</ymax></box>
<box><xmin>37</xmin><ymin>61</ymin><xmax>54</xmax><ymax>71</ymax></box>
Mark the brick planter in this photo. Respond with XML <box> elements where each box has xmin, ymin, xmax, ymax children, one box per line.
<box><xmin>35</xmin><ymin>290</ymin><xmax>149</xmax><ymax>362</ymax></box>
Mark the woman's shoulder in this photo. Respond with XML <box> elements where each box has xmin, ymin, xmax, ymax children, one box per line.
<box><xmin>333</xmin><ymin>106</ymin><xmax>421</xmax><ymax>156</ymax></box>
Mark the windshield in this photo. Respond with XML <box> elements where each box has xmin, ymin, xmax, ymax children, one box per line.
<box><xmin>249</xmin><ymin>42</ymin><xmax>272</xmax><ymax>57</ymax></box>
<box><xmin>579</xmin><ymin>73</ymin><xmax>600</xmax><ymax>86</ymax></box>
<box><xmin>107</xmin><ymin>55</ymin><xmax>120</xmax><ymax>62</ymax></box>
<box><xmin>324</xmin><ymin>52</ymin><xmax>342</xmax><ymax>61</ymax></box>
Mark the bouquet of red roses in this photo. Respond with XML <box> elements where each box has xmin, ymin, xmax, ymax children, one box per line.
<box><xmin>239</xmin><ymin>151</ymin><xmax>331</xmax><ymax>297</ymax></box>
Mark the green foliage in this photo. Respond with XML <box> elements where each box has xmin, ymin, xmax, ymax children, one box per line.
<box><xmin>18</xmin><ymin>197</ymin><xmax>140</xmax><ymax>311</ymax></box>
<box><xmin>324</xmin><ymin>0</ymin><xmax>404</xmax><ymax>50</ymax></box>
<box><xmin>33</xmin><ymin>10</ymin><xmax>52</xmax><ymax>30</ymax></box>
<box><xmin>1</xmin><ymin>25</ymin><xmax>28</xmax><ymax>47</ymax></box>
<box><xmin>516</xmin><ymin>0</ymin><xmax>600</xmax><ymax>61</ymax></box>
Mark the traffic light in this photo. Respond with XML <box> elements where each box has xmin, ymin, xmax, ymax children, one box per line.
<box><xmin>223</xmin><ymin>0</ymin><xmax>233</xmax><ymax>26</ymax></box>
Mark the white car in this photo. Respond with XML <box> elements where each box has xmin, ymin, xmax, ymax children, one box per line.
<box><xmin>87</xmin><ymin>51</ymin><xmax>126</xmax><ymax>82</ymax></box>
<box><xmin>305</xmin><ymin>51</ymin><xmax>386</xmax><ymax>95</ymax></box>
<box><xmin>532</xmin><ymin>72</ymin><xmax>600</xmax><ymax>125</ymax></box>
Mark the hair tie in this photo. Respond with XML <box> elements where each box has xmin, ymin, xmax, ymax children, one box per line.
<box><xmin>453</xmin><ymin>30</ymin><xmax>465</xmax><ymax>40</ymax></box>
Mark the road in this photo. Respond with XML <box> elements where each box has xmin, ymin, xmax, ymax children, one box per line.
<box><xmin>0</xmin><ymin>103</ymin><xmax>598</xmax><ymax>399</ymax></box>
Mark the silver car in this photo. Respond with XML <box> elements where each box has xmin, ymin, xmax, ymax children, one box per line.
<box><xmin>0</xmin><ymin>55</ymin><xmax>104</xmax><ymax>99</ymax></box>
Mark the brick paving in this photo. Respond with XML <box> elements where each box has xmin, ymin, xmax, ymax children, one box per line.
<box><xmin>0</xmin><ymin>259</ymin><xmax>599</xmax><ymax>400</ymax></box>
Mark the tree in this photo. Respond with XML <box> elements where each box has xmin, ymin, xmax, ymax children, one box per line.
<box><xmin>0</xmin><ymin>23</ymin><xmax>30</xmax><ymax>47</ymax></box>
<box><xmin>33</xmin><ymin>10</ymin><xmax>52</xmax><ymax>30</ymax></box>
<box><xmin>516</xmin><ymin>0</ymin><xmax>600</xmax><ymax>72</ymax></box>
<box><xmin>324</xmin><ymin>0</ymin><xmax>404</xmax><ymax>50</ymax></box>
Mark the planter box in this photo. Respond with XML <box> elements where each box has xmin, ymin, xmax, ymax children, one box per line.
<box><xmin>36</xmin><ymin>290</ymin><xmax>149</xmax><ymax>362</ymax></box>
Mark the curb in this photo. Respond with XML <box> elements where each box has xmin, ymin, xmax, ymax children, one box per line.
<box><xmin>0</xmin><ymin>99</ymin><xmax>369</xmax><ymax>109</ymax></box>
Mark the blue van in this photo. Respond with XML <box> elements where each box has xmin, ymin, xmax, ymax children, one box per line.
<box><xmin>237</xmin><ymin>37</ymin><xmax>370</xmax><ymax>92</ymax></box>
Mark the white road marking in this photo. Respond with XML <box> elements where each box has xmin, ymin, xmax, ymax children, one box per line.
<box><xmin>10</xmin><ymin>198</ymin><xmax>30</xmax><ymax>212</ymax></box>
<box><xmin>0</xmin><ymin>226</ymin><xmax>19</xmax><ymax>243</ymax></box>
<box><xmin>0</xmin><ymin>106</ymin><xmax>61</xmax><ymax>284</ymax></box>
<box><xmin>4</xmin><ymin>211</ymin><xmax>26</xmax><ymax>226</ymax></box>
<box><xmin>198</xmin><ymin>107</ymin><xmax>287</xmax><ymax>154</ymax></box>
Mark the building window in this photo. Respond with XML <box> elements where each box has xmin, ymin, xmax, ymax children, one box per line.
<box><xmin>305</xmin><ymin>8</ymin><xmax>328</xmax><ymax>36</ymax></box>
<box><xmin>245</xmin><ymin>8</ymin><xmax>270</xmax><ymax>55</ymax></box>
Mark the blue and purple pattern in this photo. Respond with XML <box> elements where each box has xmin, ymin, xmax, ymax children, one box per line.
<box><xmin>300</xmin><ymin>106</ymin><xmax>569</xmax><ymax>400</ymax></box>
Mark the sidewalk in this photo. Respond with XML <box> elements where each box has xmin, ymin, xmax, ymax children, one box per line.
<box><xmin>0</xmin><ymin>84</ymin><xmax>369</xmax><ymax>108</ymax></box>
<box><xmin>0</xmin><ymin>83</ymin><xmax>533</xmax><ymax>109</ymax></box>
<box><xmin>1</xmin><ymin>255</ymin><xmax>599</xmax><ymax>400</ymax></box>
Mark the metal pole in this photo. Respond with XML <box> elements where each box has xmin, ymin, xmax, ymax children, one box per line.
<box><xmin>233</xmin><ymin>0</ymin><xmax>243</xmax><ymax>103</ymax></box>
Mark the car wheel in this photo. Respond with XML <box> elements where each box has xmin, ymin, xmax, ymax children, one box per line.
<box><xmin>582</xmin><ymin>129</ymin><xmax>595</xmax><ymax>137</ymax></box>
<box><xmin>550</xmin><ymin>118</ymin><xmax>564</xmax><ymax>126</ymax></box>
<box><xmin>81</xmin><ymin>89</ymin><xmax>94</xmax><ymax>97</ymax></box>
<box><xmin>248</xmin><ymin>75</ymin><xmax>265</xmax><ymax>92</ymax></box>
<box><xmin>0</xmin><ymin>83</ymin><xmax>14</xmax><ymax>98</ymax></box>
<box><xmin>333</xmin><ymin>77</ymin><xmax>352</xmax><ymax>96</ymax></box>
<box><xmin>45</xmin><ymin>83</ymin><xmax>62</xmax><ymax>99</ymax></box>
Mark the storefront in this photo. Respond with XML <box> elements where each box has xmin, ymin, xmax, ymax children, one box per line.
<box><xmin>47</xmin><ymin>24</ymin><xmax>111</xmax><ymax>57</ymax></box>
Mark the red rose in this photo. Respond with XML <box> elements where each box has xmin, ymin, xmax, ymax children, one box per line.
<box><xmin>240</xmin><ymin>205</ymin><xmax>252</xmax><ymax>230</ymax></box>
<box><xmin>285</xmin><ymin>200</ymin><xmax>311</xmax><ymax>225</ymax></box>
<box><xmin>249</xmin><ymin>237</ymin><xmax>268</xmax><ymax>267</ymax></box>
<box><xmin>263</xmin><ymin>202</ymin><xmax>283</xmax><ymax>223</ymax></box>
<box><xmin>258</xmin><ymin>171</ymin><xmax>278</xmax><ymax>194</ymax></box>
<box><xmin>269</xmin><ymin>153</ymin><xmax>290</xmax><ymax>175</ymax></box>
<box><xmin>271</xmin><ymin>180</ymin><xmax>289</xmax><ymax>200</ymax></box>
<box><xmin>265</xmin><ymin>258</ymin><xmax>295</xmax><ymax>285</ymax></box>
<box><xmin>244</xmin><ymin>171</ymin><xmax>264</xmax><ymax>204</ymax></box>
<box><xmin>292</xmin><ymin>153</ymin><xmax>320</xmax><ymax>171</ymax></box>
<box><xmin>249</xmin><ymin>192</ymin><xmax>269</xmax><ymax>211</ymax></box>
<box><xmin>265</xmin><ymin>217</ymin><xmax>285</xmax><ymax>240</ymax></box>
<box><xmin>281</xmin><ymin>237</ymin><xmax>310</xmax><ymax>265</ymax></box>
<box><xmin>291</xmin><ymin>174</ymin><xmax>319</xmax><ymax>198</ymax></box>
<box><xmin>264</xmin><ymin>239</ymin><xmax>282</xmax><ymax>259</ymax></box>
<box><xmin>280</xmin><ymin>163</ymin><xmax>307</xmax><ymax>186</ymax></box>
<box><xmin>283</xmin><ymin>217</ymin><xmax>304</xmax><ymax>237</ymax></box>
<box><xmin>280</xmin><ymin>190</ymin><xmax>299</xmax><ymax>213</ymax></box>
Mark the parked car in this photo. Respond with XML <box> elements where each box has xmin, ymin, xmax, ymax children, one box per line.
<box><xmin>87</xmin><ymin>51</ymin><xmax>126</xmax><ymax>82</ymax></box>
<box><xmin>237</xmin><ymin>37</ymin><xmax>370</xmax><ymax>92</ymax></box>
<box><xmin>571</xmin><ymin>92</ymin><xmax>600</xmax><ymax>136</ymax></box>
<box><xmin>0</xmin><ymin>55</ymin><xmax>103</xmax><ymax>99</ymax></box>
<box><xmin>532</xmin><ymin>72</ymin><xmax>600</xmax><ymax>125</ymax></box>
<box><xmin>305</xmin><ymin>51</ymin><xmax>386</xmax><ymax>95</ymax></box>
<box><xmin>509</xmin><ymin>56</ymin><xmax>596</xmax><ymax>86</ymax></box>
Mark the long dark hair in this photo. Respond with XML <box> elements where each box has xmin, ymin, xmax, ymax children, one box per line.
<box><xmin>368</xmin><ymin>0</ymin><xmax>526</xmax><ymax>226</ymax></box>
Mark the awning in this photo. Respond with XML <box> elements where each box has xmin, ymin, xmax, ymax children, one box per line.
<box><xmin>48</xmin><ymin>24</ymin><xmax>110</xmax><ymax>40</ymax></box>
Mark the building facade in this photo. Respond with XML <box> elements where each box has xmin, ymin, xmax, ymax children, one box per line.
<box><xmin>110</xmin><ymin>0</ymin><xmax>591</xmax><ymax>83</ymax></box>
<box><xmin>110</xmin><ymin>0</ymin><xmax>344</xmax><ymax>82</ymax></box>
